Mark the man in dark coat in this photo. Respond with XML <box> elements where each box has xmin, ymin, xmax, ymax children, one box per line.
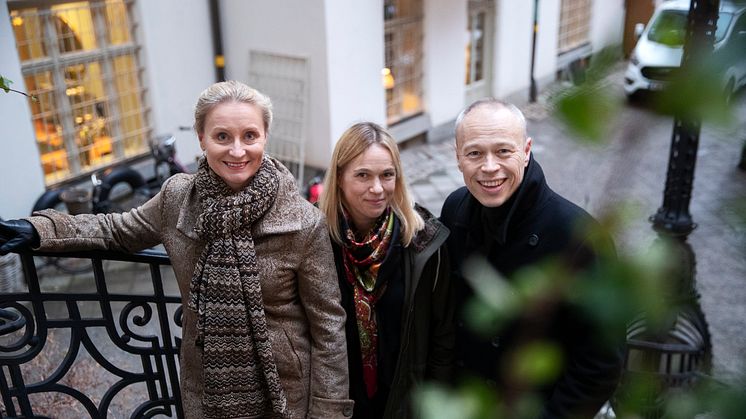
<box><xmin>440</xmin><ymin>99</ymin><xmax>623</xmax><ymax>418</ymax></box>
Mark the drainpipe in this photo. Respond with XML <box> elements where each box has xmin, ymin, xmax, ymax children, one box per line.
<box><xmin>209</xmin><ymin>0</ymin><xmax>226</xmax><ymax>82</ymax></box>
<box><xmin>529</xmin><ymin>0</ymin><xmax>539</xmax><ymax>102</ymax></box>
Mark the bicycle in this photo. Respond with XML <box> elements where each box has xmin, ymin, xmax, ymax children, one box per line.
<box><xmin>30</xmin><ymin>134</ymin><xmax>188</xmax><ymax>274</ymax></box>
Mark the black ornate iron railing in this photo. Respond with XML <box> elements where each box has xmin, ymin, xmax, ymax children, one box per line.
<box><xmin>0</xmin><ymin>249</ymin><xmax>183</xmax><ymax>418</ymax></box>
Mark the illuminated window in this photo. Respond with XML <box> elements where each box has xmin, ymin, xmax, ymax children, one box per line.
<box><xmin>558</xmin><ymin>0</ymin><xmax>592</xmax><ymax>54</ymax></box>
<box><xmin>466</xmin><ymin>0</ymin><xmax>495</xmax><ymax>86</ymax></box>
<box><xmin>9</xmin><ymin>0</ymin><xmax>149</xmax><ymax>186</ymax></box>
<box><xmin>383</xmin><ymin>0</ymin><xmax>424</xmax><ymax>125</ymax></box>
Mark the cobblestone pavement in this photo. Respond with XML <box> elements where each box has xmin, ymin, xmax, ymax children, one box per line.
<box><xmin>401</xmin><ymin>67</ymin><xmax>746</xmax><ymax>385</ymax></box>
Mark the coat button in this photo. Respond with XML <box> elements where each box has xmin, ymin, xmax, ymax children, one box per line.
<box><xmin>343</xmin><ymin>405</ymin><xmax>353</xmax><ymax>417</ymax></box>
<box><xmin>528</xmin><ymin>234</ymin><xmax>539</xmax><ymax>246</ymax></box>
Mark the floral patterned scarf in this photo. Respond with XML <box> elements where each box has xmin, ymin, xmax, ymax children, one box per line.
<box><xmin>340</xmin><ymin>206</ymin><xmax>396</xmax><ymax>399</ymax></box>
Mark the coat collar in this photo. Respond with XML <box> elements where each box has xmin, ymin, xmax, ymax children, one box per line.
<box><xmin>464</xmin><ymin>154</ymin><xmax>550</xmax><ymax>245</ymax></box>
<box><xmin>176</xmin><ymin>157</ymin><xmax>306</xmax><ymax>240</ymax></box>
<box><xmin>411</xmin><ymin>204</ymin><xmax>449</xmax><ymax>254</ymax></box>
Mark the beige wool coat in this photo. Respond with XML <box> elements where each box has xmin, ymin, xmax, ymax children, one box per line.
<box><xmin>28</xmin><ymin>158</ymin><xmax>354</xmax><ymax>418</ymax></box>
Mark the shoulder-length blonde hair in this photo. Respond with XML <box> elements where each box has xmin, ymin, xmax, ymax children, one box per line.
<box><xmin>319</xmin><ymin>122</ymin><xmax>424</xmax><ymax>246</ymax></box>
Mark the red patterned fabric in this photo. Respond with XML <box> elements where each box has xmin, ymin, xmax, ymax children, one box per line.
<box><xmin>340</xmin><ymin>207</ymin><xmax>395</xmax><ymax>398</ymax></box>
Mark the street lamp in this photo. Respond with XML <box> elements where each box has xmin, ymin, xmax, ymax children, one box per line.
<box><xmin>616</xmin><ymin>0</ymin><xmax>719</xmax><ymax>417</ymax></box>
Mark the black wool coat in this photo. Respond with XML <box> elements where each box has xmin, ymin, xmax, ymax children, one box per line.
<box><xmin>440</xmin><ymin>155</ymin><xmax>623</xmax><ymax>419</ymax></box>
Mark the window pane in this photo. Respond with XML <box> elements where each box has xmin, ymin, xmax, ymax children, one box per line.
<box><xmin>113</xmin><ymin>55</ymin><xmax>146</xmax><ymax>157</ymax></box>
<box><xmin>474</xmin><ymin>12</ymin><xmax>484</xmax><ymax>82</ymax></box>
<box><xmin>25</xmin><ymin>73</ymin><xmax>70</xmax><ymax>183</ymax></box>
<box><xmin>558</xmin><ymin>0</ymin><xmax>591</xmax><ymax>53</ymax></box>
<box><xmin>384</xmin><ymin>0</ymin><xmax>422</xmax><ymax>21</ymax></box>
<box><xmin>384</xmin><ymin>0</ymin><xmax>424</xmax><ymax>125</ymax></box>
<box><xmin>52</xmin><ymin>2</ymin><xmax>98</xmax><ymax>54</ymax></box>
<box><xmin>106</xmin><ymin>0</ymin><xmax>132</xmax><ymax>45</ymax></box>
<box><xmin>64</xmin><ymin>62</ymin><xmax>114</xmax><ymax>171</ymax></box>
<box><xmin>10</xmin><ymin>9</ymin><xmax>48</xmax><ymax>61</ymax></box>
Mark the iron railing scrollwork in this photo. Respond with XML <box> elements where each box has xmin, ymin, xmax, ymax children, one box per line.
<box><xmin>0</xmin><ymin>248</ymin><xmax>183</xmax><ymax>418</ymax></box>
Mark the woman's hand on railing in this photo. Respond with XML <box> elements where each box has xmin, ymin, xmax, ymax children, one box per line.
<box><xmin>0</xmin><ymin>219</ymin><xmax>39</xmax><ymax>255</ymax></box>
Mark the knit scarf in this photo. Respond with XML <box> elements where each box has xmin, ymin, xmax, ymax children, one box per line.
<box><xmin>340</xmin><ymin>206</ymin><xmax>395</xmax><ymax>399</ymax></box>
<box><xmin>188</xmin><ymin>156</ymin><xmax>289</xmax><ymax>418</ymax></box>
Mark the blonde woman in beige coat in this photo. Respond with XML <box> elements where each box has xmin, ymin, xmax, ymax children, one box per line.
<box><xmin>0</xmin><ymin>81</ymin><xmax>353</xmax><ymax>419</ymax></box>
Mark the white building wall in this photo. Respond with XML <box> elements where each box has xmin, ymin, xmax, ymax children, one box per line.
<box><xmin>423</xmin><ymin>0</ymin><xmax>468</xmax><ymax>127</ymax></box>
<box><xmin>0</xmin><ymin>0</ymin><xmax>45</xmax><ymax>218</ymax></box>
<box><xmin>137</xmin><ymin>0</ymin><xmax>214</xmax><ymax>166</ymax></box>
<box><xmin>493</xmin><ymin>1</ymin><xmax>535</xmax><ymax>101</ymax></box>
<box><xmin>535</xmin><ymin>0</ymin><xmax>561</xmax><ymax>87</ymax></box>
<box><xmin>220</xmin><ymin>0</ymin><xmax>333</xmax><ymax>169</ymax></box>
<box><xmin>492</xmin><ymin>0</ymin><xmax>624</xmax><ymax>103</ymax></box>
<box><xmin>590</xmin><ymin>0</ymin><xmax>625</xmax><ymax>52</ymax></box>
<box><xmin>324</xmin><ymin>0</ymin><xmax>386</xmax><ymax>157</ymax></box>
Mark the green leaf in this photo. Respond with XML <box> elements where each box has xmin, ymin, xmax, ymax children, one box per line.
<box><xmin>414</xmin><ymin>381</ymin><xmax>503</xmax><ymax>419</ymax></box>
<box><xmin>553</xmin><ymin>84</ymin><xmax>619</xmax><ymax>144</ymax></box>
<box><xmin>508</xmin><ymin>342</ymin><xmax>563</xmax><ymax>386</ymax></box>
<box><xmin>0</xmin><ymin>76</ymin><xmax>12</xmax><ymax>93</ymax></box>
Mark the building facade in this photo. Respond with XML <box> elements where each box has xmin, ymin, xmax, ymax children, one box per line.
<box><xmin>0</xmin><ymin>0</ymin><xmax>624</xmax><ymax>218</ymax></box>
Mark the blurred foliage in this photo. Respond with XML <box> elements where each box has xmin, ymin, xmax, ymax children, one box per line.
<box><xmin>415</xmin><ymin>212</ymin><xmax>745</xmax><ymax>418</ymax></box>
<box><xmin>552</xmin><ymin>42</ymin><xmax>737</xmax><ymax>143</ymax></box>
<box><xmin>415</xmin><ymin>379</ymin><xmax>544</xmax><ymax>419</ymax></box>
<box><xmin>415</xmin><ymin>380</ymin><xmax>503</xmax><ymax>419</ymax></box>
<box><xmin>654</xmin><ymin>59</ymin><xmax>735</xmax><ymax>125</ymax></box>
<box><xmin>551</xmin><ymin>47</ymin><xmax>624</xmax><ymax>144</ymax></box>
<box><xmin>725</xmin><ymin>196</ymin><xmax>746</xmax><ymax>227</ymax></box>
<box><xmin>415</xmin><ymin>8</ymin><xmax>745</xmax><ymax>419</ymax></box>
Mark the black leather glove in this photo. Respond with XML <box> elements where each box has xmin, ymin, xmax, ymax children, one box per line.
<box><xmin>0</xmin><ymin>219</ymin><xmax>40</xmax><ymax>255</ymax></box>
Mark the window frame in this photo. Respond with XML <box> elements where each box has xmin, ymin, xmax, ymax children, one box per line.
<box><xmin>9</xmin><ymin>0</ymin><xmax>150</xmax><ymax>187</ymax></box>
<box><xmin>557</xmin><ymin>0</ymin><xmax>592</xmax><ymax>55</ymax></box>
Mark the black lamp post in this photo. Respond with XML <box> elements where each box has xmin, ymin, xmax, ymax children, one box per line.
<box><xmin>617</xmin><ymin>1</ymin><xmax>719</xmax><ymax>417</ymax></box>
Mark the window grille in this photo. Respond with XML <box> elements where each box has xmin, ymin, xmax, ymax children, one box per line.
<box><xmin>248</xmin><ymin>51</ymin><xmax>309</xmax><ymax>186</ymax></box>
<box><xmin>9</xmin><ymin>0</ymin><xmax>149</xmax><ymax>187</ymax></box>
<box><xmin>384</xmin><ymin>0</ymin><xmax>424</xmax><ymax>125</ymax></box>
<box><xmin>558</xmin><ymin>0</ymin><xmax>592</xmax><ymax>54</ymax></box>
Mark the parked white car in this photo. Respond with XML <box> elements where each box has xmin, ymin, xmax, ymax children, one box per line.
<box><xmin>624</xmin><ymin>0</ymin><xmax>746</xmax><ymax>102</ymax></box>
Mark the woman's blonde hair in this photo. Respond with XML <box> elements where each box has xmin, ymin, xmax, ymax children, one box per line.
<box><xmin>319</xmin><ymin>122</ymin><xmax>424</xmax><ymax>246</ymax></box>
<box><xmin>194</xmin><ymin>80</ymin><xmax>273</xmax><ymax>135</ymax></box>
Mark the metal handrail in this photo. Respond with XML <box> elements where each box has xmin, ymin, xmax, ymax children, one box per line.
<box><xmin>0</xmin><ymin>248</ymin><xmax>183</xmax><ymax>418</ymax></box>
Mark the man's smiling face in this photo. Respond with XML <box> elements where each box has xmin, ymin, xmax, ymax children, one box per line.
<box><xmin>456</xmin><ymin>106</ymin><xmax>532</xmax><ymax>208</ymax></box>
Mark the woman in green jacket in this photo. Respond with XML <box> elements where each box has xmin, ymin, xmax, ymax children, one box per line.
<box><xmin>318</xmin><ymin>122</ymin><xmax>455</xmax><ymax>418</ymax></box>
